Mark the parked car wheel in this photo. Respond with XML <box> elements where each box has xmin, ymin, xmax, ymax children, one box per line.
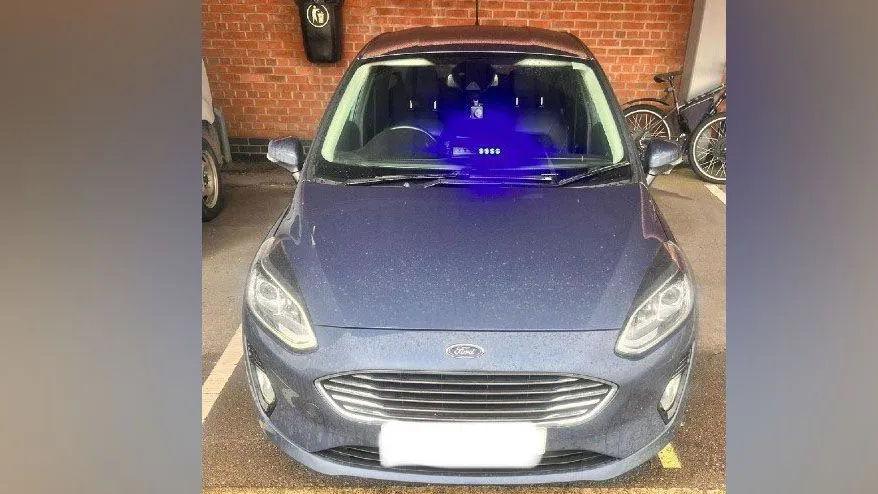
<box><xmin>623</xmin><ymin>103</ymin><xmax>674</xmax><ymax>150</ymax></box>
<box><xmin>688</xmin><ymin>112</ymin><xmax>726</xmax><ymax>184</ymax></box>
<box><xmin>202</xmin><ymin>138</ymin><xmax>225</xmax><ymax>221</ymax></box>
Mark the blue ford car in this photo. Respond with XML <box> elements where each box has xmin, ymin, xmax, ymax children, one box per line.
<box><xmin>243</xmin><ymin>25</ymin><xmax>695</xmax><ymax>484</ymax></box>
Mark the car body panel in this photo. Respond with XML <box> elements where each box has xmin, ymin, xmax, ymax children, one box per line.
<box><xmin>273</xmin><ymin>181</ymin><xmax>668</xmax><ymax>331</ymax></box>
<box><xmin>242</xmin><ymin>310</ymin><xmax>696</xmax><ymax>483</ymax></box>
<box><xmin>242</xmin><ymin>25</ymin><xmax>696</xmax><ymax>483</ymax></box>
<box><xmin>357</xmin><ymin>25</ymin><xmax>594</xmax><ymax>60</ymax></box>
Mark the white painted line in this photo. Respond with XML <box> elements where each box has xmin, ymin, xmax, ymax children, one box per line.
<box><xmin>658</xmin><ymin>442</ymin><xmax>682</xmax><ymax>468</ymax></box>
<box><xmin>202</xmin><ymin>325</ymin><xmax>244</xmax><ymax>423</ymax></box>
<box><xmin>705</xmin><ymin>183</ymin><xmax>726</xmax><ymax>205</ymax></box>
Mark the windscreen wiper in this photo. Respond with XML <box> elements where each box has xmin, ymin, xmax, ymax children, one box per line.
<box><xmin>345</xmin><ymin>171</ymin><xmax>555</xmax><ymax>187</ymax></box>
<box><xmin>424</xmin><ymin>173</ymin><xmax>555</xmax><ymax>188</ymax></box>
<box><xmin>422</xmin><ymin>173</ymin><xmax>558</xmax><ymax>188</ymax></box>
<box><xmin>343</xmin><ymin>172</ymin><xmax>464</xmax><ymax>186</ymax></box>
<box><xmin>555</xmin><ymin>162</ymin><xmax>631</xmax><ymax>187</ymax></box>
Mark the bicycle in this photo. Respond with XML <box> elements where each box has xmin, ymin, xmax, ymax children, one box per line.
<box><xmin>623</xmin><ymin>71</ymin><xmax>726</xmax><ymax>184</ymax></box>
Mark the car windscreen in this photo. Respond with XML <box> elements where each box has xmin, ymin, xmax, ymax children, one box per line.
<box><xmin>314</xmin><ymin>54</ymin><xmax>630</xmax><ymax>184</ymax></box>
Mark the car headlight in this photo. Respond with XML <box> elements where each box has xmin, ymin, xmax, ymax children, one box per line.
<box><xmin>246</xmin><ymin>238</ymin><xmax>317</xmax><ymax>351</ymax></box>
<box><xmin>616</xmin><ymin>270</ymin><xmax>694</xmax><ymax>357</ymax></box>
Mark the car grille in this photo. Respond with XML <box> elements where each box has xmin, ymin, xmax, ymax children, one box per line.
<box><xmin>316</xmin><ymin>446</ymin><xmax>616</xmax><ymax>475</ymax></box>
<box><xmin>316</xmin><ymin>371</ymin><xmax>615</xmax><ymax>424</ymax></box>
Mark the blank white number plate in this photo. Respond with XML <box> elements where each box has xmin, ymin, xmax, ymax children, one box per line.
<box><xmin>379</xmin><ymin>421</ymin><xmax>547</xmax><ymax>469</ymax></box>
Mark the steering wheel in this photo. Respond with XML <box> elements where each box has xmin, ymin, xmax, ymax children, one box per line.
<box><xmin>387</xmin><ymin>125</ymin><xmax>437</xmax><ymax>143</ymax></box>
<box><xmin>358</xmin><ymin>125</ymin><xmax>438</xmax><ymax>160</ymax></box>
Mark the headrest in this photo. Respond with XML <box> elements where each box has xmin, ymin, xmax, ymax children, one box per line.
<box><xmin>450</xmin><ymin>61</ymin><xmax>496</xmax><ymax>92</ymax></box>
<box><xmin>512</xmin><ymin>69</ymin><xmax>540</xmax><ymax>97</ymax></box>
<box><xmin>512</xmin><ymin>69</ymin><xmax>562</xmax><ymax>109</ymax></box>
<box><xmin>407</xmin><ymin>67</ymin><xmax>439</xmax><ymax>100</ymax></box>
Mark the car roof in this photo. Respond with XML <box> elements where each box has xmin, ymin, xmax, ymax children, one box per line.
<box><xmin>357</xmin><ymin>25</ymin><xmax>593</xmax><ymax>61</ymax></box>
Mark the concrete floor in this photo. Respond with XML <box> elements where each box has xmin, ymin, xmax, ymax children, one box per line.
<box><xmin>202</xmin><ymin>167</ymin><xmax>726</xmax><ymax>492</ymax></box>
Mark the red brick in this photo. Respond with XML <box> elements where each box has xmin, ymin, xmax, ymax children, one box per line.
<box><xmin>202</xmin><ymin>0</ymin><xmax>693</xmax><ymax>138</ymax></box>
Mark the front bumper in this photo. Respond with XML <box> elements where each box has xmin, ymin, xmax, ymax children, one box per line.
<box><xmin>242</xmin><ymin>311</ymin><xmax>696</xmax><ymax>484</ymax></box>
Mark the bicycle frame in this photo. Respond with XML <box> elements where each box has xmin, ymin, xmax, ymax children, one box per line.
<box><xmin>677</xmin><ymin>84</ymin><xmax>725</xmax><ymax>132</ymax></box>
<box><xmin>627</xmin><ymin>79</ymin><xmax>725</xmax><ymax>142</ymax></box>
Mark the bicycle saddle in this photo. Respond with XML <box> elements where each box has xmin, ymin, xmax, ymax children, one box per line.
<box><xmin>653</xmin><ymin>71</ymin><xmax>682</xmax><ymax>84</ymax></box>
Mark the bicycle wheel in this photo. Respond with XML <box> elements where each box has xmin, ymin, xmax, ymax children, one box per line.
<box><xmin>688</xmin><ymin>112</ymin><xmax>726</xmax><ymax>183</ymax></box>
<box><xmin>623</xmin><ymin>104</ymin><xmax>673</xmax><ymax>149</ymax></box>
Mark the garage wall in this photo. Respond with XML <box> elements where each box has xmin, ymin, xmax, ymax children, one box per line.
<box><xmin>202</xmin><ymin>0</ymin><xmax>693</xmax><ymax>143</ymax></box>
<box><xmin>681</xmin><ymin>0</ymin><xmax>725</xmax><ymax>100</ymax></box>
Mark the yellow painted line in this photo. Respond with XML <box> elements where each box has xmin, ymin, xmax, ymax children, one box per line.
<box><xmin>658</xmin><ymin>442</ymin><xmax>682</xmax><ymax>469</ymax></box>
<box><xmin>202</xmin><ymin>325</ymin><xmax>243</xmax><ymax>423</ymax></box>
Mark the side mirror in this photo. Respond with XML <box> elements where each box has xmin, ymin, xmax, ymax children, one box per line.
<box><xmin>267</xmin><ymin>137</ymin><xmax>304</xmax><ymax>174</ymax></box>
<box><xmin>643</xmin><ymin>139</ymin><xmax>683</xmax><ymax>183</ymax></box>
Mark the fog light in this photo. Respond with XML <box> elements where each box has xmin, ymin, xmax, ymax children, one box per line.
<box><xmin>659</xmin><ymin>372</ymin><xmax>682</xmax><ymax>414</ymax></box>
<box><xmin>253</xmin><ymin>364</ymin><xmax>276</xmax><ymax>412</ymax></box>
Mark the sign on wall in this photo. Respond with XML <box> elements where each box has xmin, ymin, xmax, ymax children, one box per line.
<box><xmin>296</xmin><ymin>0</ymin><xmax>344</xmax><ymax>63</ymax></box>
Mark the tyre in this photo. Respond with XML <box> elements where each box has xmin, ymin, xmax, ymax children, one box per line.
<box><xmin>202</xmin><ymin>138</ymin><xmax>225</xmax><ymax>221</ymax></box>
<box><xmin>688</xmin><ymin>112</ymin><xmax>726</xmax><ymax>184</ymax></box>
<box><xmin>623</xmin><ymin>104</ymin><xmax>674</xmax><ymax>150</ymax></box>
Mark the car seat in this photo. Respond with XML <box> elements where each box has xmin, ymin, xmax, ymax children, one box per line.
<box><xmin>395</xmin><ymin>67</ymin><xmax>444</xmax><ymax>137</ymax></box>
<box><xmin>511</xmin><ymin>69</ymin><xmax>569</xmax><ymax>151</ymax></box>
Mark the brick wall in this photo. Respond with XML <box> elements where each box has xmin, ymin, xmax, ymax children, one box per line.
<box><xmin>202</xmin><ymin>0</ymin><xmax>693</xmax><ymax>141</ymax></box>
